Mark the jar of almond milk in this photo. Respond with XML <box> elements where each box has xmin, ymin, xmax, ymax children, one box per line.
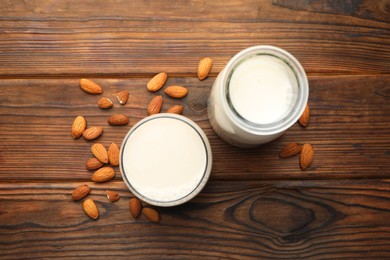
<box><xmin>208</xmin><ymin>45</ymin><xmax>309</xmax><ymax>147</ymax></box>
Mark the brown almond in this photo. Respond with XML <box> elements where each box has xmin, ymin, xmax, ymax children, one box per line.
<box><xmin>86</xmin><ymin>157</ymin><xmax>104</xmax><ymax>171</ymax></box>
<box><xmin>108</xmin><ymin>114</ymin><xmax>129</xmax><ymax>126</ymax></box>
<box><xmin>164</xmin><ymin>86</ymin><xmax>188</xmax><ymax>99</ymax></box>
<box><xmin>197</xmin><ymin>57</ymin><xmax>213</xmax><ymax>80</ymax></box>
<box><xmin>108</xmin><ymin>143</ymin><xmax>120</xmax><ymax>166</ymax></box>
<box><xmin>106</xmin><ymin>190</ymin><xmax>120</xmax><ymax>202</ymax></box>
<box><xmin>166</xmin><ymin>105</ymin><xmax>184</xmax><ymax>115</ymax></box>
<box><xmin>147</xmin><ymin>72</ymin><xmax>167</xmax><ymax>92</ymax></box>
<box><xmin>91</xmin><ymin>143</ymin><xmax>108</xmax><ymax>164</ymax></box>
<box><xmin>71</xmin><ymin>116</ymin><xmax>87</xmax><ymax>139</ymax></box>
<box><xmin>82</xmin><ymin>198</ymin><xmax>99</xmax><ymax>220</ymax></box>
<box><xmin>147</xmin><ymin>95</ymin><xmax>163</xmax><ymax>115</ymax></box>
<box><xmin>80</xmin><ymin>79</ymin><xmax>103</xmax><ymax>95</ymax></box>
<box><xmin>300</xmin><ymin>144</ymin><xmax>314</xmax><ymax>170</ymax></box>
<box><xmin>116</xmin><ymin>90</ymin><xmax>129</xmax><ymax>105</ymax></box>
<box><xmin>298</xmin><ymin>104</ymin><xmax>310</xmax><ymax>127</ymax></box>
<box><xmin>129</xmin><ymin>197</ymin><xmax>142</xmax><ymax>219</ymax></box>
<box><xmin>91</xmin><ymin>167</ymin><xmax>115</xmax><ymax>182</ymax></box>
<box><xmin>98</xmin><ymin>97</ymin><xmax>113</xmax><ymax>109</ymax></box>
<box><xmin>72</xmin><ymin>184</ymin><xmax>91</xmax><ymax>201</ymax></box>
<box><xmin>279</xmin><ymin>142</ymin><xmax>301</xmax><ymax>158</ymax></box>
<box><xmin>82</xmin><ymin>126</ymin><xmax>103</xmax><ymax>141</ymax></box>
<box><xmin>142</xmin><ymin>207</ymin><xmax>160</xmax><ymax>223</ymax></box>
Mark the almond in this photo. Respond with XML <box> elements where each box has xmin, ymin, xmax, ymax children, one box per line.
<box><xmin>86</xmin><ymin>157</ymin><xmax>104</xmax><ymax>171</ymax></box>
<box><xmin>108</xmin><ymin>143</ymin><xmax>120</xmax><ymax>166</ymax></box>
<box><xmin>142</xmin><ymin>207</ymin><xmax>160</xmax><ymax>223</ymax></box>
<box><xmin>72</xmin><ymin>184</ymin><xmax>91</xmax><ymax>201</ymax></box>
<box><xmin>129</xmin><ymin>197</ymin><xmax>142</xmax><ymax>219</ymax></box>
<box><xmin>98</xmin><ymin>97</ymin><xmax>113</xmax><ymax>109</ymax></box>
<box><xmin>91</xmin><ymin>166</ymin><xmax>115</xmax><ymax>182</ymax></box>
<box><xmin>91</xmin><ymin>143</ymin><xmax>108</xmax><ymax>164</ymax></box>
<box><xmin>147</xmin><ymin>72</ymin><xmax>167</xmax><ymax>92</ymax></box>
<box><xmin>116</xmin><ymin>90</ymin><xmax>129</xmax><ymax>105</ymax></box>
<box><xmin>71</xmin><ymin>116</ymin><xmax>87</xmax><ymax>139</ymax></box>
<box><xmin>279</xmin><ymin>142</ymin><xmax>301</xmax><ymax>158</ymax></box>
<box><xmin>147</xmin><ymin>95</ymin><xmax>163</xmax><ymax>115</ymax></box>
<box><xmin>82</xmin><ymin>126</ymin><xmax>103</xmax><ymax>141</ymax></box>
<box><xmin>80</xmin><ymin>79</ymin><xmax>103</xmax><ymax>95</ymax></box>
<box><xmin>164</xmin><ymin>86</ymin><xmax>188</xmax><ymax>99</ymax></box>
<box><xmin>166</xmin><ymin>105</ymin><xmax>184</xmax><ymax>115</ymax></box>
<box><xmin>197</xmin><ymin>57</ymin><xmax>213</xmax><ymax>80</ymax></box>
<box><xmin>300</xmin><ymin>144</ymin><xmax>314</xmax><ymax>170</ymax></box>
<box><xmin>106</xmin><ymin>190</ymin><xmax>120</xmax><ymax>202</ymax></box>
<box><xmin>82</xmin><ymin>198</ymin><xmax>99</xmax><ymax>220</ymax></box>
<box><xmin>108</xmin><ymin>114</ymin><xmax>129</xmax><ymax>126</ymax></box>
<box><xmin>298</xmin><ymin>104</ymin><xmax>310</xmax><ymax>127</ymax></box>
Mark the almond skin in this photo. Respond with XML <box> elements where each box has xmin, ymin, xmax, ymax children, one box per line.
<box><xmin>197</xmin><ymin>57</ymin><xmax>213</xmax><ymax>80</ymax></box>
<box><xmin>91</xmin><ymin>143</ymin><xmax>108</xmax><ymax>164</ymax></box>
<box><xmin>72</xmin><ymin>184</ymin><xmax>91</xmax><ymax>201</ymax></box>
<box><xmin>108</xmin><ymin>114</ymin><xmax>129</xmax><ymax>126</ymax></box>
<box><xmin>164</xmin><ymin>86</ymin><xmax>188</xmax><ymax>99</ymax></box>
<box><xmin>299</xmin><ymin>104</ymin><xmax>310</xmax><ymax>127</ymax></box>
<box><xmin>86</xmin><ymin>157</ymin><xmax>104</xmax><ymax>171</ymax></box>
<box><xmin>106</xmin><ymin>190</ymin><xmax>120</xmax><ymax>202</ymax></box>
<box><xmin>129</xmin><ymin>197</ymin><xmax>142</xmax><ymax>219</ymax></box>
<box><xmin>147</xmin><ymin>95</ymin><xmax>163</xmax><ymax>115</ymax></box>
<box><xmin>116</xmin><ymin>90</ymin><xmax>129</xmax><ymax>105</ymax></box>
<box><xmin>108</xmin><ymin>143</ymin><xmax>120</xmax><ymax>166</ymax></box>
<box><xmin>98</xmin><ymin>97</ymin><xmax>113</xmax><ymax>109</ymax></box>
<box><xmin>80</xmin><ymin>79</ymin><xmax>103</xmax><ymax>95</ymax></box>
<box><xmin>300</xmin><ymin>144</ymin><xmax>314</xmax><ymax>170</ymax></box>
<box><xmin>166</xmin><ymin>105</ymin><xmax>184</xmax><ymax>115</ymax></box>
<box><xmin>91</xmin><ymin>167</ymin><xmax>115</xmax><ymax>182</ymax></box>
<box><xmin>147</xmin><ymin>72</ymin><xmax>167</xmax><ymax>92</ymax></box>
<box><xmin>82</xmin><ymin>198</ymin><xmax>99</xmax><ymax>220</ymax></box>
<box><xmin>71</xmin><ymin>116</ymin><xmax>87</xmax><ymax>139</ymax></box>
<box><xmin>142</xmin><ymin>207</ymin><xmax>160</xmax><ymax>223</ymax></box>
<box><xmin>82</xmin><ymin>127</ymin><xmax>103</xmax><ymax>141</ymax></box>
<box><xmin>279</xmin><ymin>143</ymin><xmax>301</xmax><ymax>158</ymax></box>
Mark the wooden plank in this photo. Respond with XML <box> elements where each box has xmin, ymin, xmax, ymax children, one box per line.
<box><xmin>0</xmin><ymin>0</ymin><xmax>389</xmax><ymax>76</ymax></box>
<box><xmin>0</xmin><ymin>180</ymin><xmax>389</xmax><ymax>259</ymax></box>
<box><xmin>0</xmin><ymin>75</ymin><xmax>389</xmax><ymax>181</ymax></box>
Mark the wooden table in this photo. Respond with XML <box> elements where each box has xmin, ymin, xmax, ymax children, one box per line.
<box><xmin>1</xmin><ymin>1</ymin><xmax>389</xmax><ymax>259</ymax></box>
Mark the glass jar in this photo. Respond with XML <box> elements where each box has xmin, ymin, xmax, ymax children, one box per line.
<box><xmin>208</xmin><ymin>45</ymin><xmax>309</xmax><ymax>147</ymax></box>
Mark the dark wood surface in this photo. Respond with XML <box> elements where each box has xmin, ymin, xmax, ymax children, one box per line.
<box><xmin>0</xmin><ymin>0</ymin><xmax>389</xmax><ymax>259</ymax></box>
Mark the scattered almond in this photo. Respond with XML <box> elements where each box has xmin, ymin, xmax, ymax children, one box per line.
<box><xmin>91</xmin><ymin>143</ymin><xmax>108</xmax><ymax>164</ymax></box>
<box><xmin>129</xmin><ymin>197</ymin><xmax>142</xmax><ymax>219</ymax></box>
<box><xmin>147</xmin><ymin>95</ymin><xmax>163</xmax><ymax>115</ymax></box>
<box><xmin>166</xmin><ymin>105</ymin><xmax>184</xmax><ymax>115</ymax></box>
<box><xmin>300</xmin><ymin>144</ymin><xmax>314</xmax><ymax>170</ymax></box>
<box><xmin>116</xmin><ymin>90</ymin><xmax>129</xmax><ymax>105</ymax></box>
<box><xmin>108</xmin><ymin>143</ymin><xmax>120</xmax><ymax>166</ymax></box>
<box><xmin>72</xmin><ymin>184</ymin><xmax>91</xmax><ymax>201</ymax></box>
<box><xmin>164</xmin><ymin>86</ymin><xmax>188</xmax><ymax>99</ymax></box>
<box><xmin>71</xmin><ymin>116</ymin><xmax>87</xmax><ymax>139</ymax></box>
<box><xmin>82</xmin><ymin>198</ymin><xmax>99</xmax><ymax>220</ymax></box>
<box><xmin>147</xmin><ymin>72</ymin><xmax>167</xmax><ymax>92</ymax></box>
<box><xmin>108</xmin><ymin>114</ymin><xmax>129</xmax><ymax>126</ymax></box>
<box><xmin>142</xmin><ymin>207</ymin><xmax>160</xmax><ymax>223</ymax></box>
<box><xmin>197</xmin><ymin>57</ymin><xmax>213</xmax><ymax>80</ymax></box>
<box><xmin>98</xmin><ymin>97</ymin><xmax>113</xmax><ymax>109</ymax></box>
<box><xmin>86</xmin><ymin>157</ymin><xmax>104</xmax><ymax>171</ymax></box>
<box><xmin>82</xmin><ymin>126</ymin><xmax>103</xmax><ymax>141</ymax></box>
<box><xmin>91</xmin><ymin>167</ymin><xmax>115</xmax><ymax>182</ymax></box>
<box><xmin>106</xmin><ymin>190</ymin><xmax>120</xmax><ymax>202</ymax></box>
<box><xmin>80</xmin><ymin>79</ymin><xmax>103</xmax><ymax>95</ymax></box>
<box><xmin>279</xmin><ymin>142</ymin><xmax>301</xmax><ymax>158</ymax></box>
<box><xmin>299</xmin><ymin>104</ymin><xmax>310</xmax><ymax>127</ymax></box>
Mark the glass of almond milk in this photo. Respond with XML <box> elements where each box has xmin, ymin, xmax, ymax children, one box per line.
<box><xmin>208</xmin><ymin>45</ymin><xmax>309</xmax><ymax>147</ymax></box>
<box><xmin>120</xmin><ymin>114</ymin><xmax>212</xmax><ymax>207</ymax></box>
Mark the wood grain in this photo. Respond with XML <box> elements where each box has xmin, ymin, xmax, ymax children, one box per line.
<box><xmin>0</xmin><ymin>180</ymin><xmax>389</xmax><ymax>259</ymax></box>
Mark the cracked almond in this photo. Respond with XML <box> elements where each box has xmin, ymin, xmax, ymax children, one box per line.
<box><xmin>98</xmin><ymin>97</ymin><xmax>113</xmax><ymax>109</ymax></box>
<box><xmin>106</xmin><ymin>190</ymin><xmax>120</xmax><ymax>202</ymax></box>
<box><xmin>116</xmin><ymin>90</ymin><xmax>129</xmax><ymax>105</ymax></box>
